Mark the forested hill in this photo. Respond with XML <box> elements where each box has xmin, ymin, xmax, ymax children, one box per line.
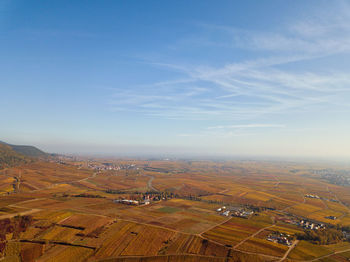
<box><xmin>0</xmin><ymin>141</ymin><xmax>47</xmax><ymax>157</ymax></box>
<box><xmin>0</xmin><ymin>141</ymin><xmax>47</xmax><ymax>169</ymax></box>
<box><xmin>0</xmin><ymin>143</ymin><xmax>29</xmax><ymax>169</ymax></box>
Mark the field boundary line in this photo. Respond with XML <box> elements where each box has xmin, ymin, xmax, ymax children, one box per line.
<box><xmin>198</xmin><ymin>216</ymin><xmax>232</xmax><ymax>236</ymax></box>
<box><xmin>233</xmin><ymin>224</ymin><xmax>275</xmax><ymax>249</ymax></box>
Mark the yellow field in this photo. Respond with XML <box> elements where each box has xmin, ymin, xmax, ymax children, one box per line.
<box><xmin>307</xmin><ymin>209</ymin><xmax>344</xmax><ymax>224</ymax></box>
<box><xmin>340</xmin><ymin>215</ymin><xmax>350</xmax><ymax>226</ymax></box>
<box><xmin>58</xmin><ymin>213</ymin><xmax>114</xmax><ymax>235</ymax></box>
<box><xmin>202</xmin><ymin>216</ymin><xmax>272</xmax><ymax>247</ymax></box>
<box><xmin>288</xmin><ymin>203</ymin><xmax>323</xmax><ymax>216</ymax></box>
<box><xmin>288</xmin><ymin>240</ymin><xmax>332</xmax><ymax>260</ymax></box>
<box><xmin>40</xmin><ymin>225</ymin><xmax>81</xmax><ymax>242</ymax></box>
<box><xmin>37</xmin><ymin>246</ymin><xmax>93</xmax><ymax>262</ymax></box>
<box><xmin>237</xmin><ymin>237</ymin><xmax>288</xmax><ymax>257</ymax></box>
<box><xmin>32</xmin><ymin>210</ymin><xmax>73</xmax><ymax>223</ymax></box>
<box><xmin>327</xmin><ymin>201</ymin><xmax>350</xmax><ymax>214</ymax></box>
<box><xmin>93</xmin><ymin>220</ymin><xmax>177</xmax><ymax>258</ymax></box>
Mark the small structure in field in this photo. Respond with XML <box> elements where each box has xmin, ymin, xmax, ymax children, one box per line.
<box><xmin>114</xmin><ymin>199</ymin><xmax>139</xmax><ymax>205</ymax></box>
<box><xmin>221</xmin><ymin>210</ymin><xmax>230</xmax><ymax>216</ymax></box>
<box><xmin>298</xmin><ymin>220</ymin><xmax>325</xmax><ymax>230</ymax></box>
<box><xmin>231</xmin><ymin>209</ymin><xmax>254</xmax><ymax>218</ymax></box>
<box><xmin>305</xmin><ymin>194</ymin><xmax>320</xmax><ymax>199</ymax></box>
<box><xmin>267</xmin><ymin>232</ymin><xmax>292</xmax><ymax>246</ymax></box>
<box><xmin>216</xmin><ymin>206</ymin><xmax>226</xmax><ymax>212</ymax></box>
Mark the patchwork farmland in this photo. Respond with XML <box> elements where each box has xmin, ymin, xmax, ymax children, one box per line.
<box><xmin>1</xmin><ymin>159</ymin><xmax>350</xmax><ymax>261</ymax></box>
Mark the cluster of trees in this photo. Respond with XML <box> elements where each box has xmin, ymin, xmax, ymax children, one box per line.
<box><xmin>106</xmin><ymin>189</ymin><xmax>178</xmax><ymax>200</ymax></box>
<box><xmin>71</xmin><ymin>193</ymin><xmax>105</xmax><ymax>198</ymax></box>
<box><xmin>182</xmin><ymin>195</ymin><xmax>203</xmax><ymax>201</ymax></box>
<box><xmin>0</xmin><ymin>216</ymin><xmax>33</xmax><ymax>253</ymax></box>
<box><xmin>296</xmin><ymin>228</ymin><xmax>344</xmax><ymax>245</ymax></box>
<box><xmin>59</xmin><ymin>193</ymin><xmax>105</xmax><ymax>199</ymax></box>
<box><xmin>106</xmin><ymin>189</ymin><xmax>135</xmax><ymax>194</ymax></box>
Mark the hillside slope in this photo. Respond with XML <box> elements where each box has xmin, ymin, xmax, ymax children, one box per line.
<box><xmin>0</xmin><ymin>141</ymin><xmax>47</xmax><ymax>157</ymax></box>
<box><xmin>0</xmin><ymin>143</ymin><xmax>29</xmax><ymax>169</ymax></box>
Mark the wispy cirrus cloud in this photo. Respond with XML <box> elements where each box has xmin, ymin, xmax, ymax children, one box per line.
<box><xmin>198</xmin><ymin>1</ymin><xmax>350</xmax><ymax>56</ymax></box>
<box><xmin>177</xmin><ymin>123</ymin><xmax>285</xmax><ymax>138</ymax></box>
<box><xmin>207</xmin><ymin>124</ymin><xmax>285</xmax><ymax>130</ymax></box>
<box><xmin>108</xmin><ymin>1</ymin><xmax>350</xmax><ymax>123</ymax></box>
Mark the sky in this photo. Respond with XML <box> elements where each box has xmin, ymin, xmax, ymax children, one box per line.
<box><xmin>1</xmin><ymin>0</ymin><xmax>350</xmax><ymax>159</ymax></box>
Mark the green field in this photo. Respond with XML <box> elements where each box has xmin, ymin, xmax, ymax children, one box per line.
<box><xmin>157</xmin><ymin>206</ymin><xmax>181</xmax><ymax>213</ymax></box>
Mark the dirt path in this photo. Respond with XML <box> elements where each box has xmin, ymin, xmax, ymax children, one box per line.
<box><xmin>279</xmin><ymin>240</ymin><xmax>299</xmax><ymax>261</ymax></box>
<box><xmin>10</xmin><ymin>197</ymin><xmax>47</xmax><ymax>207</ymax></box>
<box><xmin>198</xmin><ymin>216</ymin><xmax>232</xmax><ymax>235</ymax></box>
<box><xmin>197</xmin><ymin>235</ymin><xmax>281</xmax><ymax>260</ymax></box>
<box><xmin>0</xmin><ymin>208</ymin><xmax>41</xmax><ymax>219</ymax></box>
<box><xmin>281</xmin><ymin>182</ymin><xmax>306</xmax><ymax>212</ymax></box>
<box><xmin>196</xmin><ymin>213</ymin><xmax>280</xmax><ymax>259</ymax></box>
<box><xmin>114</xmin><ymin>213</ymin><xmax>280</xmax><ymax>262</ymax></box>
<box><xmin>56</xmin><ymin>215</ymin><xmax>73</xmax><ymax>224</ymax></box>
<box><xmin>31</xmin><ymin>172</ymin><xmax>98</xmax><ymax>193</ymax></box>
<box><xmin>274</xmin><ymin>175</ymin><xmax>280</xmax><ymax>187</ymax></box>
<box><xmin>326</xmin><ymin>185</ymin><xmax>350</xmax><ymax>219</ymax></box>
<box><xmin>147</xmin><ymin>176</ymin><xmax>158</xmax><ymax>192</ymax></box>
<box><xmin>78</xmin><ymin>171</ymin><xmax>97</xmax><ymax>182</ymax></box>
<box><xmin>218</xmin><ymin>188</ymin><xmax>229</xmax><ymax>194</ymax></box>
<box><xmin>0</xmin><ymin>198</ymin><xmax>282</xmax><ymax>261</ymax></box>
<box><xmin>233</xmin><ymin>224</ymin><xmax>275</xmax><ymax>249</ymax></box>
<box><xmin>304</xmin><ymin>247</ymin><xmax>350</xmax><ymax>262</ymax></box>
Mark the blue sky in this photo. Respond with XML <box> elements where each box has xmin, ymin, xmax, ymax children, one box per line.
<box><xmin>1</xmin><ymin>0</ymin><xmax>350</xmax><ymax>159</ymax></box>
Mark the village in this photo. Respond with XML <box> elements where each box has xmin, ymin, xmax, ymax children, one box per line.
<box><xmin>305</xmin><ymin>193</ymin><xmax>339</xmax><ymax>203</ymax></box>
<box><xmin>267</xmin><ymin>232</ymin><xmax>293</xmax><ymax>246</ymax></box>
<box><xmin>114</xmin><ymin>198</ymin><xmax>151</xmax><ymax>206</ymax></box>
<box><xmin>112</xmin><ymin>191</ymin><xmax>176</xmax><ymax>206</ymax></box>
<box><xmin>86</xmin><ymin>162</ymin><xmax>139</xmax><ymax>171</ymax></box>
<box><xmin>276</xmin><ymin>213</ymin><xmax>327</xmax><ymax>231</ymax></box>
<box><xmin>298</xmin><ymin>219</ymin><xmax>326</xmax><ymax>230</ymax></box>
<box><xmin>216</xmin><ymin>206</ymin><xmax>254</xmax><ymax>218</ymax></box>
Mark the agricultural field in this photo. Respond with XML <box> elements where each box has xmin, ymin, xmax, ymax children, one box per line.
<box><xmin>202</xmin><ymin>215</ymin><xmax>273</xmax><ymax>247</ymax></box>
<box><xmin>287</xmin><ymin>241</ymin><xmax>332</xmax><ymax>260</ymax></box>
<box><xmin>0</xmin><ymin>159</ymin><xmax>350</xmax><ymax>261</ymax></box>
<box><xmin>236</xmin><ymin>237</ymin><xmax>288</xmax><ymax>257</ymax></box>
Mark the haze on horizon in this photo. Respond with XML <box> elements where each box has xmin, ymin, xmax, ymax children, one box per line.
<box><xmin>1</xmin><ymin>0</ymin><xmax>350</xmax><ymax>160</ymax></box>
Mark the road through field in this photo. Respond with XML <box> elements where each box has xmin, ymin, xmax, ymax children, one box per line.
<box><xmin>279</xmin><ymin>240</ymin><xmax>299</xmax><ymax>261</ymax></box>
<box><xmin>0</xmin><ymin>208</ymin><xmax>41</xmax><ymax>219</ymax></box>
<box><xmin>198</xmin><ymin>216</ymin><xmax>232</xmax><ymax>235</ymax></box>
<box><xmin>30</xmin><ymin>172</ymin><xmax>98</xmax><ymax>192</ymax></box>
<box><xmin>0</xmin><ymin>198</ymin><xmax>47</xmax><ymax>219</ymax></box>
<box><xmin>304</xmin><ymin>247</ymin><xmax>350</xmax><ymax>262</ymax></box>
<box><xmin>147</xmin><ymin>176</ymin><xmax>158</xmax><ymax>192</ymax></box>
<box><xmin>233</xmin><ymin>224</ymin><xmax>275</xmax><ymax>249</ymax></box>
<box><xmin>326</xmin><ymin>185</ymin><xmax>350</xmax><ymax>219</ymax></box>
